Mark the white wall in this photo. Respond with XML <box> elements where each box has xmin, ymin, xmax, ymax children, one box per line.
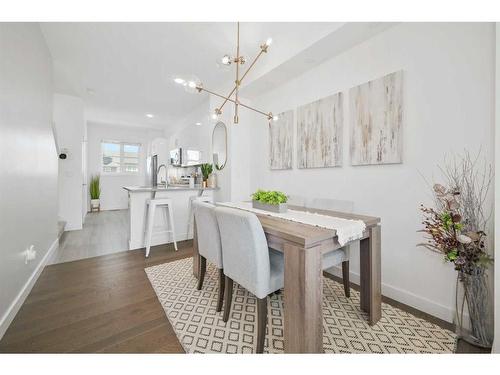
<box><xmin>239</xmin><ymin>23</ymin><xmax>495</xmax><ymax>322</ymax></box>
<box><xmin>226</xmin><ymin>99</ymin><xmax>253</xmax><ymax>202</ymax></box>
<box><xmin>167</xmin><ymin>99</ymin><xmax>211</xmax><ymax>158</ymax></box>
<box><xmin>0</xmin><ymin>23</ymin><xmax>58</xmax><ymax>339</ymax></box>
<box><xmin>53</xmin><ymin>93</ymin><xmax>85</xmax><ymax>230</ymax></box>
<box><xmin>493</xmin><ymin>23</ymin><xmax>500</xmax><ymax>354</ymax></box>
<box><xmin>87</xmin><ymin>122</ymin><xmax>164</xmax><ymax>211</ymax></box>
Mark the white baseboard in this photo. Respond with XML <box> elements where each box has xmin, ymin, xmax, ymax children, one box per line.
<box><xmin>0</xmin><ymin>237</ymin><xmax>59</xmax><ymax>341</ymax></box>
<box><xmin>99</xmin><ymin>205</ymin><xmax>128</xmax><ymax>211</ymax></box>
<box><xmin>64</xmin><ymin>223</ymin><xmax>82</xmax><ymax>231</ymax></box>
<box><xmin>325</xmin><ymin>266</ymin><xmax>455</xmax><ymax>323</ymax></box>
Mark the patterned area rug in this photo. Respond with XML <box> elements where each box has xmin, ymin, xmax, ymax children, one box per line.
<box><xmin>145</xmin><ymin>258</ymin><xmax>456</xmax><ymax>354</ymax></box>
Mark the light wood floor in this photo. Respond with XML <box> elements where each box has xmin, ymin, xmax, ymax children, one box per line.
<box><xmin>0</xmin><ymin>241</ymin><xmax>487</xmax><ymax>353</ymax></box>
<box><xmin>53</xmin><ymin>210</ymin><xmax>129</xmax><ymax>264</ymax></box>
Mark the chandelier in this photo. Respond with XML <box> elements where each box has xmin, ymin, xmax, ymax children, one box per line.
<box><xmin>173</xmin><ymin>22</ymin><xmax>277</xmax><ymax>124</ymax></box>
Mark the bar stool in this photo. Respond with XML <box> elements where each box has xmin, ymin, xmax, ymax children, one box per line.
<box><xmin>187</xmin><ymin>195</ymin><xmax>213</xmax><ymax>237</ymax></box>
<box><xmin>144</xmin><ymin>198</ymin><xmax>178</xmax><ymax>257</ymax></box>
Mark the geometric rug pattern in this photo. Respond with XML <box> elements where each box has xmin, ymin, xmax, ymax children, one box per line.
<box><xmin>145</xmin><ymin>258</ymin><xmax>456</xmax><ymax>354</ymax></box>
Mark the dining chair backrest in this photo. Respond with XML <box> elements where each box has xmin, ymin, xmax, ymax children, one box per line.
<box><xmin>192</xmin><ymin>201</ymin><xmax>223</xmax><ymax>268</ymax></box>
<box><xmin>214</xmin><ymin>206</ymin><xmax>271</xmax><ymax>299</ymax></box>
<box><xmin>308</xmin><ymin>198</ymin><xmax>354</xmax><ymax>213</ymax></box>
<box><xmin>287</xmin><ymin>195</ymin><xmax>306</xmax><ymax>207</ymax></box>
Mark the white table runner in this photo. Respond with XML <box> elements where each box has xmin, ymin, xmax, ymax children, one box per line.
<box><xmin>218</xmin><ymin>202</ymin><xmax>366</xmax><ymax>246</ymax></box>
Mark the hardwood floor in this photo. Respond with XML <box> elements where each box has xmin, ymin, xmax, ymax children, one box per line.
<box><xmin>0</xmin><ymin>240</ymin><xmax>488</xmax><ymax>353</ymax></box>
<box><xmin>52</xmin><ymin>210</ymin><xmax>129</xmax><ymax>264</ymax></box>
<box><xmin>0</xmin><ymin>242</ymin><xmax>187</xmax><ymax>353</ymax></box>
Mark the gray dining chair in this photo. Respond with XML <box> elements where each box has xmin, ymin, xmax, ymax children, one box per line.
<box><xmin>192</xmin><ymin>201</ymin><xmax>225</xmax><ymax>312</ymax></box>
<box><xmin>308</xmin><ymin>197</ymin><xmax>354</xmax><ymax>298</ymax></box>
<box><xmin>214</xmin><ymin>206</ymin><xmax>284</xmax><ymax>354</ymax></box>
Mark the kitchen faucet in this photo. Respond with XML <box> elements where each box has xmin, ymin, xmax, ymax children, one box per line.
<box><xmin>157</xmin><ymin>164</ymin><xmax>167</xmax><ymax>186</ymax></box>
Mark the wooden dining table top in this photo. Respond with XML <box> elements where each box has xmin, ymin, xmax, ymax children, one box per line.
<box><xmin>228</xmin><ymin>203</ymin><xmax>381</xmax><ymax>247</ymax></box>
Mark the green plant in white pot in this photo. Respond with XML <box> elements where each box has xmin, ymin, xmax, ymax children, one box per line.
<box><xmin>89</xmin><ymin>175</ymin><xmax>101</xmax><ymax>212</ymax></box>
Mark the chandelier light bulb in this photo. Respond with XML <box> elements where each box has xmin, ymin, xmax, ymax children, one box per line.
<box><xmin>272</xmin><ymin>115</ymin><xmax>279</xmax><ymax>122</ymax></box>
<box><xmin>265</xmin><ymin>37</ymin><xmax>273</xmax><ymax>47</ymax></box>
<box><xmin>173</xmin><ymin>77</ymin><xmax>185</xmax><ymax>85</ymax></box>
<box><xmin>211</xmin><ymin>112</ymin><xmax>219</xmax><ymax>120</ymax></box>
<box><xmin>221</xmin><ymin>55</ymin><xmax>232</xmax><ymax>65</ymax></box>
<box><xmin>184</xmin><ymin>75</ymin><xmax>202</xmax><ymax>94</ymax></box>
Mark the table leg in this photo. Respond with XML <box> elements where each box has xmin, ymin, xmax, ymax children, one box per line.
<box><xmin>192</xmin><ymin>217</ymin><xmax>199</xmax><ymax>278</ymax></box>
<box><xmin>283</xmin><ymin>242</ymin><xmax>323</xmax><ymax>353</ymax></box>
<box><xmin>360</xmin><ymin>225</ymin><xmax>381</xmax><ymax>325</ymax></box>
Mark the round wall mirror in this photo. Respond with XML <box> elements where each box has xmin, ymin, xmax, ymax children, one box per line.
<box><xmin>212</xmin><ymin>121</ymin><xmax>227</xmax><ymax>170</ymax></box>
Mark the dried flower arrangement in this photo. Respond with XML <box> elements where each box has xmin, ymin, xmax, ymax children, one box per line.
<box><xmin>419</xmin><ymin>151</ymin><xmax>493</xmax><ymax>348</ymax></box>
<box><xmin>419</xmin><ymin>183</ymin><xmax>491</xmax><ymax>276</ymax></box>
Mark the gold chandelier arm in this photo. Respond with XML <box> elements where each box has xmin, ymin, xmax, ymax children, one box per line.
<box><xmin>239</xmin><ymin>49</ymin><xmax>266</xmax><ymax>83</ymax></box>
<box><xmin>199</xmin><ymin>86</ymin><xmax>271</xmax><ymax>118</ymax></box>
<box><xmin>218</xmin><ymin>43</ymin><xmax>267</xmax><ymax>112</ymax></box>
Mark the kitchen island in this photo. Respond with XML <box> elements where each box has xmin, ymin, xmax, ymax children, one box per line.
<box><xmin>123</xmin><ymin>185</ymin><xmax>217</xmax><ymax>250</ymax></box>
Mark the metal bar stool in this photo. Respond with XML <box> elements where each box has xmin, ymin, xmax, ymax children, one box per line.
<box><xmin>144</xmin><ymin>198</ymin><xmax>178</xmax><ymax>257</ymax></box>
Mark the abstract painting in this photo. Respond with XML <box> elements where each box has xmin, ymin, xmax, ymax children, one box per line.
<box><xmin>350</xmin><ymin>70</ymin><xmax>404</xmax><ymax>165</ymax></box>
<box><xmin>297</xmin><ymin>92</ymin><xmax>343</xmax><ymax>168</ymax></box>
<box><xmin>269</xmin><ymin>110</ymin><xmax>293</xmax><ymax>170</ymax></box>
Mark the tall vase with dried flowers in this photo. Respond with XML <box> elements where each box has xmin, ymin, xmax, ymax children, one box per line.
<box><xmin>419</xmin><ymin>151</ymin><xmax>493</xmax><ymax>348</ymax></box>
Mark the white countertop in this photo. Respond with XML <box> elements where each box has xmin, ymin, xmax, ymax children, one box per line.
<box><xmin>123</xmin><ymin>185</ymin><xmax>218</xmax><ymax>193</ymax></box>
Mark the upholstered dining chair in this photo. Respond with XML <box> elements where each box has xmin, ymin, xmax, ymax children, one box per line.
<box><xmin>214</xmin><ymin>206</ymin><xmax>284</xmax><ymax>354</ymax></box>
<box><xmin>192</xmin><ymin>201</ymin><xmax>225</xmax><ymax>312</ymax></box>
<box><xmin>308</xmin><ymin>198</ymin><xmax>354</xmax><ymax>298</ymax></box>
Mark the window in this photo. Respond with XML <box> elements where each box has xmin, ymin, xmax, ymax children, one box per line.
<box><xmin>101</xmin><ymin>141</ymin><xmax>140</xmax><ymax>174</ymax></box>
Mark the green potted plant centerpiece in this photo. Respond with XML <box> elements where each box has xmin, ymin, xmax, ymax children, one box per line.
<box><xmin>200</xmin><ymin>163</ymin><xmax>213</xmax><ymax>188</ymax></box>
<box><xmin>89</xmin><ymin>174</ymin><xmax>101</xmax><ymax>212</ymax></box>
<box><xmin>251</xmin><ymin>189</ymin><xmax>288</xmax><ymax>213</ymax></box>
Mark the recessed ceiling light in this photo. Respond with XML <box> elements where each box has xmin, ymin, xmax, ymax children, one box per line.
<box><xmin>145</xmin><ymin>113</ymin><xmax>154</xmax><ymax>118</ymax></box>
<box><xmin>195</xmin><ymin>122</ymin><xmax>202</xmax><ymax>126</ymax></box>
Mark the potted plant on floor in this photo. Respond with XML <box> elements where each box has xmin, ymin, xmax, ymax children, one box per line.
<box><xmin>200</xmin><ymin>163</ymin><xmax>213</xmax><ymax>188</ymax></box>
<box><xmin>418</xmin><ymin>151</ymin><xmax>493</xmax><ymax>349</ymax></box>
<box><xmin>251</xmin><ymin>189</ymin><xmax>288</xmax><ymax>213</ymax></box>
<box><xmin>89</xmin><ymin>174</ymin><xmax>101</xmax><ymax>212</ymax></box>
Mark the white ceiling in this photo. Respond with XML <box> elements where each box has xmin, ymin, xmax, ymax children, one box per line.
<box><xmin>40</xmin><ymin>22</ymin><xmax>343</xmax><ymax>130</ymax></box>
<box><xmin>241</xmin><ymin>23</ymin><xmax>398</xmax><ymax>98</ymax></box>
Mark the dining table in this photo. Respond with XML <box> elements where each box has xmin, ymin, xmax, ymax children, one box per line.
<box><xmin>192</xmin><ymin>203</ymin><xmax>381</xmax><ymax>353</ymax></box>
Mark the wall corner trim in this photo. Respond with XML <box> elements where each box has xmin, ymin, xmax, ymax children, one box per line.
<box><xmin>0</xmin><ymin>237</ymin><xmax>59</xmax><ymax>341</ymax></box>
